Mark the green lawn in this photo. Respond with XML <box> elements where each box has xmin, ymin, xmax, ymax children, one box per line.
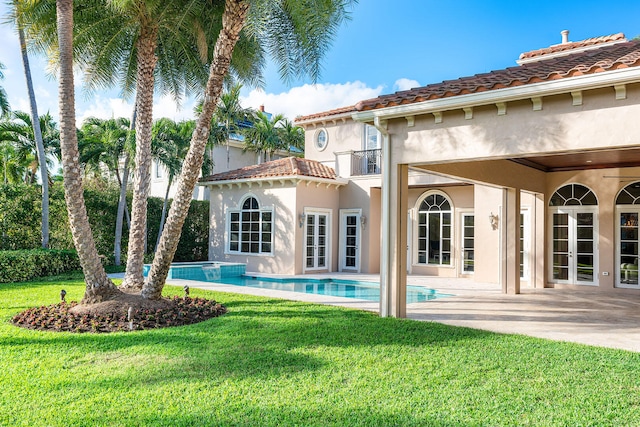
<box><xmin>1</xmin><ymin>276</ymin><xmax>639</xmax><ymax>426</ymax></box>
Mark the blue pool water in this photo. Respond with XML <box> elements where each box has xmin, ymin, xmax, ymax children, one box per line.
<box><xmin>144</xmin><ymin>262</ymin><xmax>450</xmax><ymax>303</ymax></box>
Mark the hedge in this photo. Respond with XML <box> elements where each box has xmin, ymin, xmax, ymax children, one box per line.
<box><xmin>0</xmin><ymin>183</ymin><xmax>209</xmax><ymax>264</ymax></box>
<box><xmin>0</xmin><ymin>249</ymin><xmax>81</xmax><ymax>283</ymax></box>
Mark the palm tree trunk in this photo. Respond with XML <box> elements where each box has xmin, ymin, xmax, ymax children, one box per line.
<box><xmin>18</xmin><ymin>27</ymin><xmax>49</xmax><ymax>249</ymax></box>
<box><xmin>143</xmin><ymin>0</ymin><xmax>250</xmax><ymax>300</ymax></box>
<box><xmin>114</xmin><ymin>107</ymin><xmax>136</xmax><ymax>266</ymax></box>
<box><xmin>114</xmin><ymin>152</ymin><xmax>131</xmax><ymax>266</ymax></box>
<box><xmin>56</xmin><ymin>0</ymin><xmax>119</xmax><ymax>304</ymax></box>
<box><xmin>121</xmin><ymin>25</ymin><xmax>158</xmax><ymax>290</ymax></box>
<box><xmin>155</xmin><ymin>176</ymin><xmax>172</xmax><ymax>252</ymax></box>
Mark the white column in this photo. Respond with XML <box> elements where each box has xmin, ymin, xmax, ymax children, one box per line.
<box><xmin>502</xmin><ymin>187</ymin><xmax>521</xmax><ymax>294</ymax></box>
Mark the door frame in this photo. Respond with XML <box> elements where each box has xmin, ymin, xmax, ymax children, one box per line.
<box><xmin>459</xmin><ymin>210</ymin><xmax>474</xmax><ymax>275</ymax></box>
<box><xmin>615</xmin><ymin>207</ymin><xmax>640</xmax><ymax>289</ymax></box>
<box><xmin>303</xmin><ymin>208</ymin><xmax>332</xmax><ymax>273</ymax></box>
<box><xmin>548</xmin><ymin>206</ymin><xmax>599</xmax><ymax>286</ymax></box>
<box><xmin>339</xmin><ymin>209</ymin><xmax>362</xmax><ymax>272</ymax></box>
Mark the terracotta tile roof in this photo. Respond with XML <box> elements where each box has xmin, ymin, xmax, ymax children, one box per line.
<box><xmin>355</xmin><ymin>37</ymin><xmax>640</xmax><ymax>112</ymax></box>
<box><xmin>519</xmin><ymin>33</ymin><xmax>626</xmax><ymax>61</ymax></box>
<box><xmin>200</xmin><ymin>157</ymin><xmax>338</xmax><ymax>182</ymax></box>
<box><xmin>295</xmin><ymin>104</ymin><xmax>357</xmax><ymax>123</ymax></box>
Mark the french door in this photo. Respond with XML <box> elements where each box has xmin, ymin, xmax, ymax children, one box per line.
<box><xmin>340</xmin><ymin>210</ymin><xmax>361</xmax><ymax>272</ymax></box>
<box><xmin>550</xmin><ymin>208</ymin><xmax>598</xmax><ymax>285</ymax></box>
<box><xmin>460</xmin><ymin>213</ymin><xmax>474</xmax><ymax>274</ymax></box>
<box><xmin>305</xmin><ymin>210</ymin><xmax>330</xmax><ymax>271</ymax></box>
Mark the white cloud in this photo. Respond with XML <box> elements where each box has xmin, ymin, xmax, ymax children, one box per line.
<box><xmin>393</xmin><ymin>78</ymin><xmax>421</xmax><ymax>92</ymax></box>
<box><xmin>240</xmin><ymin>81</ymin><xmax>384</xmax><ymax>120</ymax></box>
<box><xmin>77</xmin><ymin>94</ymin><xmax>197</xmax><ymax>124</ymax></box>
<box><xmin>78</xmin><ymin>96</ymin><xmax>133</xmax><ymax>123</ymax></box>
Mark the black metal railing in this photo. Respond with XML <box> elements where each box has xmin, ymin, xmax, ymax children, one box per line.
<box><xmin>351</xmin><ymin>149</ymin><xmax>382</xmax><ymax>176</ymax></box>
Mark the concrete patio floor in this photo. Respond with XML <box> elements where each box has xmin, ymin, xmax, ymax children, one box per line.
<box><xmin>150</xmin><ymin>273</ymin><xmax>640</xmax><ymax>353</ymax></box>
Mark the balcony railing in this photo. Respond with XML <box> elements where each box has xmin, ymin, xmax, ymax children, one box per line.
<box><xmin>351</xmin><ymin>149</ymin><xmax>382</xmax><ymax>176</ymax></box>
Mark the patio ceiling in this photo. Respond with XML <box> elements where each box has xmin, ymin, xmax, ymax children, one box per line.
<box><xmin>511</xmin><ymin>147</ymin><xmax>640</xmax><ymax>172</ymax></box>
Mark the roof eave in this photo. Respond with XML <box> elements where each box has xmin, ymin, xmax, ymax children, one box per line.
<box><xmin>199</xmin><ymin>174</ymin><xmax>348</xmax><ymax>188</ymax></box>
<box><xmin>351</xmin><ymin>66</ymin><xmax>640</xmax><ymax>122</ymax></box>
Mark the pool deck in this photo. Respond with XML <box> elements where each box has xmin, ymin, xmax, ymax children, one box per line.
<box><xmin>116</xmin><ymin>272</ymin><xmax>640</xmax><ymax>353</ymax></box>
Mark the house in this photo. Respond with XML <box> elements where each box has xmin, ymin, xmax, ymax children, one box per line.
<box><xmin>200</xmin><ymin>31</ymin><xmax>640</xmax><ymax>318</ymax></box>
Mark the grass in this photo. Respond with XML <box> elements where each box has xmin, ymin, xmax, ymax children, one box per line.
<box><xmin>1</xmin><ymin>276</ymin><xmax>640</xmax><ymax>426</ymax></box>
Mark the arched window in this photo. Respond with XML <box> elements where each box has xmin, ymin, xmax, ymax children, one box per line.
<box><xmin>417</xmin><ymin>192</ymin><xmax>452</xmax><ymax>265</ymax></box>
<box><xmin>549</xmin><ymin>184</ymin><xmax>597</xmax><ymax>206</ymax></box>
<box><xmin>616</xmin><ymin>182</ymin><xmax>640</xmax><ymax>287</ymax></box>
<box><xmin>228</xmin><ymin>196</ymin><xmax>273</xmax><ymax>254</ymax></box>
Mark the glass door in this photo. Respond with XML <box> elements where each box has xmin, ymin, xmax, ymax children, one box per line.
<box><xmin>618</xmin><ymin>211</ymin><xmax>639</xmax><ymax>287</ymax></box>
<box><xmin>460</xmin><ymin>213</ymin><xmax>474</xmax><ymax>274</ymax></box>
<box><xmin>305</xmin><ymin>211</ymin><xmax>329</xmax><ymax>271</ymax></box>
<box><xmin>340</xmin><ymin>210</ymin><xmax>360</xmax><ymax>272</ymax></box>
<box><xmin>551</xmin><ymin>208</ymin><xmax>597</xmax><ymax>285</ymax></box>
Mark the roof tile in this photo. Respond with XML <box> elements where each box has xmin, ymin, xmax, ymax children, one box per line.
<box><xmin>200</xmin><ymin>157</ymin><xmax>337</xmax><ymax>182</ymax></box>
<box><xmin>354</xmin><ymin>38</ymin><xmax>640</xmax><ymax>112</ymax></box>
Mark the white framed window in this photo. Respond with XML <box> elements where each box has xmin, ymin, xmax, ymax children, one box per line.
<box><xmin>520</xmin><ymin>208</ymin><xmax>531</xmax><ymax>282</ymax></box>
<box><xmin>615</xmin><ymin>182</ymin><xmax>640</xmax><ymax>288</ymax></box>
<box><xmin>315</xmin><ymin>128</ymin><xmax>328</xmax><ymax>151</ymax></box>
<box><xmin>415</xmin><ymin>191</ymin><xmax>452</xmax><ymax>266</ymax></box>
<box><xmin>227</xmin><ymin>195</ymin><xmax>273</xmax><ymax>255</ymax></box>
<box><xmin>363</xmin><ymin>124</ymin><xmax>380</xmax><ymax>150</ymax></box>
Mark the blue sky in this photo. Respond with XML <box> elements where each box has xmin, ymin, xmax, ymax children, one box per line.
<box><xmin>1</xmin><ymin>0</ymin><xmax>640</xmax><ymax>122</ymax></box>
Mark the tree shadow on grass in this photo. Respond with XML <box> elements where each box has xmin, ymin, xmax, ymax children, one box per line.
<box><xmin>0</xmin><ymin>293</ymin><xmax>495</xmax><ymax>382</ymax></box>
<box><xmin>60</xmin><ymin>404</ymin><xmax>472</xmax><ymax>427</ymax></box>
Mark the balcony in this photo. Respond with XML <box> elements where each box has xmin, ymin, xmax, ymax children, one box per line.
<box><xmin>351</xmin><ymin>149</ymin><xmax>382</xmax><ymax>176</ymax></box>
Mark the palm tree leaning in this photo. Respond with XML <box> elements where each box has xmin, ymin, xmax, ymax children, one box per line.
<box><xmin>56</xmin><ymin>0</ymin><xmax>119</xmax><ymax>303</ymax></box>
<box><xmin>8</xmin><ymin>2</ymin><xmax>50</xmax><ymax>248</ymax></box>
<box><xmin>144</xmin><ymin>0</ymin><xmax>356</xmax><ymax>299</ymax></box>
<box><xmin>22</xmin><ymin>0</ymin><xmax>265</xmax><ymax>301</ymax></box>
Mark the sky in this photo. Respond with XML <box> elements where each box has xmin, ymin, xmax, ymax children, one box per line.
<box><xmin>1</xmin><ymin>0</ymin><xmax>640</xmax><ymax>123</ymax></box>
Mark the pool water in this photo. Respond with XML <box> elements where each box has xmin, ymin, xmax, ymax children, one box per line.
<box><xmin>209</xmin><ymin>275</ymin><xmax>448</xmax><ymax>303</ymax></box>
<box><xmin>145</xmin><ymin>262</ymin><xmax>450</xmax><ymax>303</ymax></box>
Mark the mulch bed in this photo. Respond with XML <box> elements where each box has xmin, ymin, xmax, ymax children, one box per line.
<box><xmin>11</xmin><ymin>293</ymin><xmax>227</xmax><ymax>333</ymax></box>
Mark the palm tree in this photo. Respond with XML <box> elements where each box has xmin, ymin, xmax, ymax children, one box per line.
<box><xmin>0</xmin><ymin>62</ymin><xmax>9</xmax><ymax>117</ymax></box>
<box><xmin>242</xmin><ymin>111</ymin><xmax>285</xmax><ymax>163</ymax></box>
<box><xmin>0</xmin><ymin>111</ymin><xmax>58</xmax><ymax>184</ymax></box>
<box><xmin>151</xmin><ymin>118</ymin><xmax>193</xmax><ymax>252</ymax></box>
<box><xmin>144</xmin><ymin>0</ymin><xmax>356</xmax><ymax>299</ymax></box>
<box><xmin>79</xmin><ymin>117</ymin><xmax>130</xmax><ymax>179</ymax></box>
<box><xmin>56</xmin><ymin>0</ymin><xmax>119</xmax><ymax>303</ymax></box>
<box><xmin>197</xmin><ymin>83</ymin><xmax>253</xmax><ymax>170</ymax></box>
<box><xmin>278</xmin><ymin>119</ymin><xmax>305</xmax><ymax>156</ymax></box>
<box><xmin>77</xmin><ymin>116</ymin><xmax>133</xmax><ymax>264</ymax></box>
<box><xmin>20</xmin><ymin>0</ymin><xmax>265</xmax><ymax>290</ymax></box>
<box><xmin>8</xmin><ymin>1</ymin><xmax>51</xmax><ymax>248</ymax></box>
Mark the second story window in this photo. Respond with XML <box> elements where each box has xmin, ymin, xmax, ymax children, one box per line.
<box><xmin>364</xmin><ymin>124</ymin><xmax>381</xmax><ymax>150</ymax></box>
<box><xmin>315</xmin><ymin>128</ymin><xmax>328</xmax><ymax>151</ymax></box>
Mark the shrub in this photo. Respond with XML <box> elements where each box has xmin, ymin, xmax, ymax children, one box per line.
<box><xmin>0</xmin><ymin>249</ymin><xmax>81</xmax><ymax>283</ymax></box>
<box><xmin>0</xmin><ymin>183</ymin><xmax>209</xmax><ymax>264</ymax></box>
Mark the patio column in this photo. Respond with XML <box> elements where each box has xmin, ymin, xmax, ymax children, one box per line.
<box><xmin>380</xmin><ymin>132</ymin><xmax>408</xmax><ymax>317</ymax></box>
<box><xmin>502</xmin><ymin>187</ymin><xmax>521</xmax><ymax>294</ymax></box>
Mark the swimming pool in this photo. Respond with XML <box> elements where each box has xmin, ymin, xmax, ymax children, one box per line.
<box><xmin>145</xmin><ymin>262</ymin><xmax>450</xmax><ymax>303</ymax></box>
